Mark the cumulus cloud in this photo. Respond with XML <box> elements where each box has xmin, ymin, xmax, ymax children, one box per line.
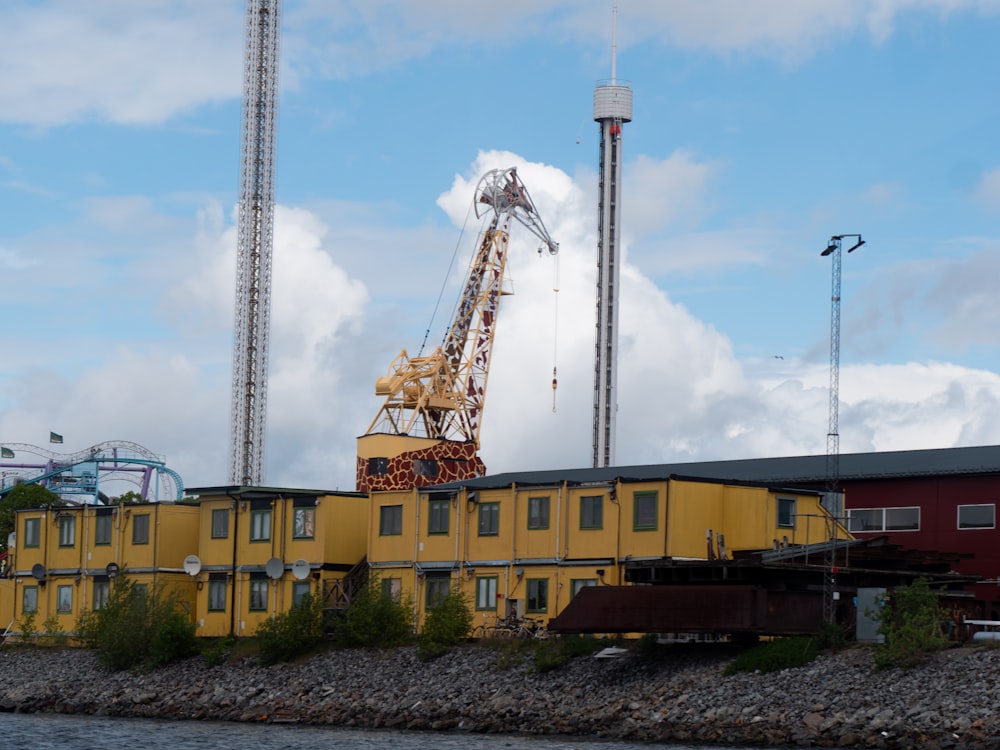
<box><xmin>4</xmin><ymin>152</ymin><xmax>1000</xmax><ymax>495</ymax></box>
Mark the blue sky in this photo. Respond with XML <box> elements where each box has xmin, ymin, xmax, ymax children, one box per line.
<box><xmin>3</xmin><ymin>0</ymin><xmax>1000</xmax><ymax>495</ymax></box>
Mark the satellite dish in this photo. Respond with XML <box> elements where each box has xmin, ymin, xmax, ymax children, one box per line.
<box><xmin>106</xmin><ymin>562</ymin><xmax>120</xmax><ymax>579</ymax></box>
<box><xmin>183</xmin><ymin>554</ymin><xmax>202</xmax><ymax>576</ymax></box>
<box><xmin>292</xmin><ymin>559</ymin><xmax>310</xmax><ymax>580</ymax></box>
<box><xmin>265</xmin><ymin>557</ymin><xmax>284</xmax><ymax>580</ymax></box>
<box><xmin>31</xmin><ymin>563</ymin><xmax>46</xmax><ymax>580</ymax></box>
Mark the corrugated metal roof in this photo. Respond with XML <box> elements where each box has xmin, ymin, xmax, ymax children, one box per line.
<box><xmin>432</xmin><ymin>444</ymin><xmax>1000</xmax><ymax>490</ymax></box>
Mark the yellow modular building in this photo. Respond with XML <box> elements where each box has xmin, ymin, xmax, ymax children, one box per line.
<box><xmin>185</xmin><ymin>486</ymin><xmax>369</xmax><ymax>638</ymax></box>
<box><xmin>0</xmin><ymin>502</ymin><xmax>199</xmax><ymax>637</ymax></box>
<box><xmin>368</xmin><ymin>475</ymin><xmax>851</xmax><ymax>631</ymax></box>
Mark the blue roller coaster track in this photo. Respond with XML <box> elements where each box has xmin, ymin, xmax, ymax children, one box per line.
<box><xmin>0</xmin><ymin>440</ymin><xmax>183</xmax><ymax>503</ymax></box>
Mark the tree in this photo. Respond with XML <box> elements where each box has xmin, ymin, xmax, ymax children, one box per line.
<box><xmin>0</xmin><ymin>483</ymin><xmax>62</xmax><ymax>555</ymax></box>
<box><xmin>873</xmin><ymin>577</ymin><xmax>949</xmax><ymax>669</ymax></box>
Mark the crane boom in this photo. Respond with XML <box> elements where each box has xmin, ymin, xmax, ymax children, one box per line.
<box><xmin>357</xmin><ymin>167</ymin><xmax>557</xmax><ymax>492</ymax></box>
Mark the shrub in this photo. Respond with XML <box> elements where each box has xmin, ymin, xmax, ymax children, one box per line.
<box><xmin>255</xmin><ymin>593</ymin><xmax>326</xmax><ymax>666</ymax></box>
<box><xmin>724</xmin><ymin>636</ymin><xmax>820</xmax><ymax>675</ymax></box>
<box><xmin>333</xmin><ymin>575</ymin><xmax>414</xmax><ymax>649</ymax></box>
<box><xmin>42</xmin><ymin>615</ymin><xmax>67</xmax><ymax>647</ymax></box>
<box><xmin>417</xmin><ymin>587</ymin><xmax>473</xmax><ymax>661</ymax></box>
<box><xmin>533</xmin><ymin>634</ymin><xmax>610</xmax><ymax>673</ymax></box>
<box><xmin>17</xmin><ymin>611</ymin><xmax>37</xmax><ymax>642</ymax></box>
<box><xmin>201</xmin><ymin>635</ymin><xmax>237</xmax><ymax>667</ymax></box>
<box><xmin>873</xmin><ymin>577</ymin><xmax>948</xmax><ymax>670</ymax></box>
<box><xmin>77</xmin><ymin>573</ymin><xmax>198</xmax><ymax>671</ymax></box>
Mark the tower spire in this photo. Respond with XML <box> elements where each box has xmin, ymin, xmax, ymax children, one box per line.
<box><xmin>591</xmin><ymin>4</ymin><xmax>632</xmax><ymax>468</ymax></box>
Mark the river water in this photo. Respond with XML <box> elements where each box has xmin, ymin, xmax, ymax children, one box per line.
<box><xmin>0</xmin><ymin>713</ymin><xmax>768</xmax><ymax>750</ymax></box>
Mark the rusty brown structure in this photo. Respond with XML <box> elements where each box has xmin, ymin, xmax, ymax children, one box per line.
<box><xmin>548</xmin><ymin>536</ymin><xmax>979</xmax><ymax>637</ymax></box>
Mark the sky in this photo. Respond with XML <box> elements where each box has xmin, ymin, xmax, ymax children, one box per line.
<box><xmin>2</xmin><ymin>0</ymin><xmax>1000</xmax><ymax>496</ymax></box>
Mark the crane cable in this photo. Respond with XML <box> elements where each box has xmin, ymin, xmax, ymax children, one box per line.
<box><xmin>551</xmin><ymin>253</ymin><xmax>559</xmax><ymax>413</ymax></box>
<box><xmin>418</xmin><ymin>198</ymin><xmax>475</xmax><ymax>357</ymax></box>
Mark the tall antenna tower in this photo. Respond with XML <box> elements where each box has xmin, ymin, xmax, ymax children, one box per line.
<box><xmin>229</xmin><ymin>0</ymin><xmax>281</xmax><ymax>486</ymax></box>
<box><xmin>592</xmin><ymin>2</ymin><xmax>631</xmax><ymax>468</ymax></box>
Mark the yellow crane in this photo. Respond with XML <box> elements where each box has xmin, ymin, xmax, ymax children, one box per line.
<box><xmin>357</xmin><ymin>167</ymin><xmax>558</xmax><ymax>492</ymax></box>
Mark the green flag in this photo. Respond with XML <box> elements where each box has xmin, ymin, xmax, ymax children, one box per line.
<box><xmin>0</xmin><ymin>447</ymin><xmax>13</xmax><ymax>458</ymax></box>
<box><xmin>49</xmin><ymin>432</ymin><xmax>63</xmax><ymax>444</ymax></box>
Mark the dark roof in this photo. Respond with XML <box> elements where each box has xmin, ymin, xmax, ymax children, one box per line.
<box><xmin>185</xmin><ymin>485</ymin><xmax>365</xmax><ymax>500</ymax></box>
<box><xmin>432</xmin><ymin>444</ymin><xmax>1000</xmax><ymax>491</ymax></box>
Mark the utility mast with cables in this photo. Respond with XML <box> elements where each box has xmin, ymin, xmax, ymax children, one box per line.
<box><xmin>592</xmin><ymin>2</ymin><xmax>631</xmax><ymax>468</ymax></box>
<box><xmin>229</xmin><ymin>0</ymin><xmax>281</xmax><ymax>487</ymax></box>
<box><xmin>819</xmin><ymin>232</ymin><xmax>865</xmax><ymax>621</ymax></box>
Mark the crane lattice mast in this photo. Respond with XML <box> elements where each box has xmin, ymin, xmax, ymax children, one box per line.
<box><xmin>592</xmin><ymin>1</ymin><xmax>631</xmax><ymax>468</ymax></box>
<box><xmin>229</xmin><ymin>0</ymin><xmax>281</xmax><ymax>487</ymax></box>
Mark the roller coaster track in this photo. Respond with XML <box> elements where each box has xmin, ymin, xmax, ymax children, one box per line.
<box><xmin>0</xmin><ymin>440</ymin><xmax>183</xmax><ymax>502</ymax></box>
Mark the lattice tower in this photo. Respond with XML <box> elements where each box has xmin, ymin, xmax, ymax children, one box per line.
<box><xmin>229</xmin><ymin>0</ymin><xmax>281</xmax><ymax>486</ymax></box>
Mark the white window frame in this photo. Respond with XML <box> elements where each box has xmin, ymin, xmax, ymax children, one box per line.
<box><xmin>958</xmin><ymin>503</ymin><xmax>995</xmax><ymax>530</ymax></box>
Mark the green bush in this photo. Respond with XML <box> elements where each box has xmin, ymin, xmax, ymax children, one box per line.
<box><xmin>255</xmin><ymin>593</ymin><xmax>326</xmax><ymax>666</ymax></box>
<box><xmin>873</xmin><ymin>577</ymin><xmax>948</xmax><ymax>670</ymax></box>
<box><xmin>333</xmin><ymin>576</ymin><xmax>414</xmax><ymax>649</ymax></box>
<box><xmin>724</xmin><ymin>636</ymin><xmax>820</xmax><ymax>675</ymax></box>
<box><xmin>201</xmin><ymin>635</ymin><xmax>237</xmax><ymax>667</ymax></box>
<box><xmin>76</xmin><ymin>573</ymin><xmax>197</xmax><ymax>671</ymax></box>
<box><xmin>533</xmin><ymin>635</ymin><xmax>610</xmax><ymax>673</ymax></box>
<box><xmin>417</xmin><ymin>587</ymin><xmax>472</xmax><ymax>661</ymax></box>
<box><xmin>17</xmin><ymin>611</ymin><xmax>37</xmax><ymax>642</ymax></box>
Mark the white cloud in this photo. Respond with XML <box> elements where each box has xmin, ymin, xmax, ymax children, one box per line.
<box><xmin>0</xmin><ymin>1</ymin><xmax>241</xmax><ymax>126</ymax></box>
<box><xmin>5</xmin><ymin>153</ymin><xmax>1000</xmax><ymax>495</ymax></box>
<box><xmin>6</xmin><ymin>1</ymin><xmax>997</xmax><ymax>127</ymax></box>
<box><xmin>975</xmin><ymin>168</ymin><xmax>1000</xmax><ymax>211</ymax></box>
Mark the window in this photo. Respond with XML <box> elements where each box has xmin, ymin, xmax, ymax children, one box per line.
<box><xmin>528</xmin><ymin>497</ymin><xmax>550</xmax><ymax>530</ymax></box>
<box><xmin>207</xmin><ymin>573</ymin><xmax>227</xmax><ymax>612</ymax></box>
<box><xmin>526</xmin><ymin>578</ymin><xmax>549</xmax><ymax>613</ymax></box>
<box><xmin>93</xmin><ymin>580</ymin><xmax>110</xmax><ymax>611</ymax></box>
<box><xmin>847</xmin><ymin>507</ymin><xmax>920</xmax><ymax>532</ymax></box>
<box><xmin>478</xmin><ymin>502</ymin><xmax>499</xmax><ymax>536</ymax></box>
<box><xmin>368</xmin><ymin>457</ymin><xmax>388</xmax><ymax>476</ymax></box>
<box><xmin>425</xmin><ymin>575</ymin><xmax>451</xmax><ymax>608</ymax></box>
<box><xmin>211</xmin><ymin>508</ymin><xmax>229</xmax><ymax>539</ymax></box>
<box><xmin>428</xmin><ymin>499</ymin><xmax>450</xmax><ymax>535</ymax></box>
<box><xmin>379</xmin><ymin>505</ymin><xmax>403</xmax><ymax>536</ymax></box>
<box><xmin>292</xmin><ymin>581</ymin><xmax>312</xmax><ymax>608</ymax></box>
<box><xmin>208</xmin><ymin>580</ymin><xmax>227</xmax><ymax>612</ymax></box>
<box><xmin>381</xmin><ymin>577</ymin><xmax>402</xmax><ymax>601</ymax></box>
<box><xmin>293</xmin><ymin>507</ymin><xmax>316</xmax><ymax>539</ymax></box>
<box><xmin>580</xmin><ymin>496</ymin><xmax>603</xmax><ymax>529</ymax></box>
<box><xmin>413</xmin><ymin>459</ymin><xmax>439</xmax><ymax>479</ymax></box>
<box><xmin>475</xmin><ymin>576</ymin><xmax>498</xmax><ymax>610</ymax></box>
<box><xmin>958</xmin><ymin>504</ymin><xmax>996</xmax><ymax>530</ymax></box>
<box><xmin>133</xmin><ymin>583</ymin><xmax>148</xmax><ymax>598</ymax></box>
<box><xmin>633</xmin><ymin>491</ymin><xmax>658</xmax><ymax>531</ymax></box>
<box><xmin>132</xmin><ymin>513</ymin><xmax>150</xmax><ymax>545</ymax></box>
<box><xmin>23</xmin><ymin>517</ymin><xmax>40</xmax><ymax>548</ymax></box>
<box><xmin>56</xmin><ymin>585</ymin><xmax>73</xmax><ymax>613</ymax></box>
<box><xmin>22</xmin><ymin>585</ymin><xmax>38</xmax><ymax>614</ymax></box>
<box><xmin>250</xmin><ymin>509</ymin><xmax>272</xmax><ymax>542</ymax></box>
<box><xmin>94</xmin><ymin>513</ymin><xmax>112</xmax><ymax>545</ymax></box>
<box><xmin>249</xmin><ymin>577</ymin><xmax>268</xmax><ymax>611</ymax></box>
<box><xmin>885</xmin><ymin>507</ymin><xmax>920</xmax><ymax>531</ymax></box>
<box><xmin>58</xmin><ymin>515</ymin><xmax>76</xmax><ymax>547</ymax></box>
<box><xmin>777</xmin><ymin>497</ymin><xmax>796</xmax><ymax>528</ymax></box>
<box><xmin>571</xmin><ymin>579</ymin><xmax>597</xmax><ymax>598</ymax></box>
<box><xmin>847</xmin><ymin>508</ymin><xmax>883</xmax><ymax>532</ymax></box>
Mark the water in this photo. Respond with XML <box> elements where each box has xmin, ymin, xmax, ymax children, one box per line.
<box><xmin>0</xmin><ymin>713</ymin><xmax>763</xmax><ymax>750</ymax></box>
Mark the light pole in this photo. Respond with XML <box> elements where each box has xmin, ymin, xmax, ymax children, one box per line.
<box><xmin>820</xmin><ymin>233</ymin><xmax>864</xmax><ymax>623</ymax></box>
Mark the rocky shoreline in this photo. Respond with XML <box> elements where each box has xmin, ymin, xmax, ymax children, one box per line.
<box><xmin>1</xmin><ymin>642</ymin><xmax>998</xmax><ymax>749</ymax></box>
